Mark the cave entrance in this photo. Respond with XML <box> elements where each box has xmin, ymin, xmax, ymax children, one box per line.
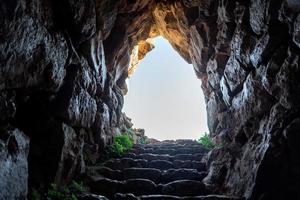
<box><xmin>123</xmin><ymin>36</ymin><xmax>208</xmax><ymax>141</ymax></box>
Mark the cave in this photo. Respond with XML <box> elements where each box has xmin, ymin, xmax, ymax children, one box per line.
<box><xmin>0</xmin><ymin>0</ymin><xmax>300</xmax><ymax>200</ymax></box>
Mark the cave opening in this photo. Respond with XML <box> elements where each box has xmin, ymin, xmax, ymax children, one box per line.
<box><xmin>123</xmin><ymin>36</ymin><xmax>208</xmax><ymax>140</ymax></box>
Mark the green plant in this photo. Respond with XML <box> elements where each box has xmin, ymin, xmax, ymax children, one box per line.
<box><xmin>46</xmin><ymin>181</ymin><xmax>87</xmax><ymax>200</ymax></box>
<box><xmin>109</xmin><ymin>141</ymin><xmax>125</xmax><ymax>157</ymax></box>
<box><xmin>109</xmin><ymin>134</ymin><xmax>133</xmax><ymax>157</ymax></box>
<box><xmin>198</xmin><ymin>132</ymin><xmax>215</xmax><ymax>149</ymax></box>
<box><xmin>115</xmin><ymin>134</ymin><xmax>133</xmax><ymax>149</ymax></box>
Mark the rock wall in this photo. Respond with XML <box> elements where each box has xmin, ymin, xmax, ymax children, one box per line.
<box><xmin>0</xmin><ymin>0</ymin><xmax>300</xmax><ymax>199</ymax></box>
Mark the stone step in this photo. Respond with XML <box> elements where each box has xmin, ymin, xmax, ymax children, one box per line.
<box><xmin>89</xmin><ymin>167</ymin><xmax>207</xmax><ymax>183</ymax></box>
<box><xmin>122</xmin><ymin>168</ymin><xmax>162</xmax><ymax>183</ymax></box>
<box><xmin>173</xmin><ymin>160</ymin><xmax>206</xmax><ymax>171</ymax></box>
<box><xmin>130</xmin><ymin>147</ymin><xmax>207</xmax><ymax>155</ymax></box>
<box><xmin>119</xmin><ymin>179</ymin><xmax>158</xmax><ymax>196</ymax></box>
<box><xmin>122</xmin><ymin>153</ymin><xmax>171</xmax><ymax>161</ymax></box>
<box><xmin>89</xmin><ymin>178</ymin><xmax>121</xmax><ymax>198</ymax></box>
<box><xmin>172</xmin><ymin>147</ymin><xmax>208</xmax><ymax>154</ymax></box>
<box><xmin>133</xmin><ymin>143</ymin><xmax>202</xmax><ymax>147</ymax></box>
<box><xmin>133</xmin><ymin>144</ymin><xmax>203</xmax><ymax>150</ymax></box>
<box><xmin>87</xmin><ymin>166</ymin><xmax>122</xmax><ymax>180</ymax></box>
<box><xmin>101</xmin><ymin>158</ymin><xmax>206</xmax><ymax>171</ymax></box>
<box><xmin>135</xmin><ymin>139</ymin><xmax>199</xmax><ymax>145</ymax></box>
<box><xmin>87</xmin><ymin>141</ymin><xmax>214</xmax><ymax>199</ymax></box>
<box><xmin>161</xmin><ymin>180</ymin><xmax>210</xmax><ymax>196</ymax></box>
<box><xmin>89</xmin><ymin>178</ymin><xmax>210</xmax><ymax>198</ymax></box>
<box><xmin>148</xmin><ymin>160</ymin><xmax>174</xmax><ymax>170</ymax></box>
<box><xmin>103</xmin><ymin>158</ymin><xmax>148</xmax><ymax>170</ymax></box>
<box><xmin>159</xmin><ymin>169</ymin><xmax>207</xmax><ymax>184</ymax></box>
<box><xmin>130</xmin><ymin>148</ymin><xmax>175</xmax><ymax>155</ymax></box>
<box><xmin>174</xmin><ymin>139</ymin><xmax>200</xmax><ymax>145</ymax></box>
<box><xmin>124</xmin><ymin>153</ymin><xmax>204</xmax><ymax>162</ymax></box>
<box><xmin>173</xmin><ymin>153</ymin><xmax>204</xmax><ymax>161</ymax></box>
<box><xmin>89</xmin><ymin>178</ymin><xmax>158</xmax><ymax>198</ymax></box>
<box><xmin>115</xmin><ymin>193</ymin><xmax>245</xmax><ymax>200</ymax></box>
<box><xmin>154</xmin><ymin>139</ymin><xmax>200</xmax><ymax>145</ymax></box>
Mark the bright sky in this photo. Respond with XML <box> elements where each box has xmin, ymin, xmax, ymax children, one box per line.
<box><xmin>123</xmin><ymin>37</ymin><xmax>208</xmax><ymax>141</ymax></box>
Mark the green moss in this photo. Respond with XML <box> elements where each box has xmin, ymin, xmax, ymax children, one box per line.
<box><xmin>198</xmin><ymin>132</ymin><xmax>215</xmax><ymax>150</ymax></box>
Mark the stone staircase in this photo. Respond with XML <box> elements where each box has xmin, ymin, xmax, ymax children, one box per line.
<box><xmin>86</xmin><ymin>140</ymin><xmax>243</xmax><ymax>200</ymax></box>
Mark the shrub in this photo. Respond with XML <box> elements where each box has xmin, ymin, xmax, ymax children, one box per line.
<box><xmin>109</xmin><ymin>134</ymin><xmax>133</xmax><ymax>157</ymax></box>
<box><xmin>109</xmin><ymin>141</ymin><xmax>125</xmax><ymax>157</ymax></box>
<box><xmin>198</xmin><ymin>132</ymin><xmax>214</xmax><ymax>149</ymax></box>
<box><xmin>114</xmin><ymin>134</ymin><xmax>133</xmax><ymax>150</ymax></box>
<box><xmin>46</xmin><ymin>181</ymin><xmax>87</xmax><ymax>200</ymax></box>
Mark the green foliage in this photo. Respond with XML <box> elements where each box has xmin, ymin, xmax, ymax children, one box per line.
<box><xmin>46</xmin><ymin>181</ymin><xmax>87</xmax><ymax>200</ymax></box>
<box><xmin>109</xmin><ymin>142</ymin><xmax>125</xmax><ymax>157</ymax></box>
<box><xmin>109</xmin><ymin>134</ymin><xmax>133</xmax><ymax>157</ymax></box>
<box><xmin>114</xmin><ymin>134</ymin><xmax>133</xmax><ymax>149</ymax></box>
<box><xmin>198</xmin><ymin>132</ymin><xmax>215</xmax><ymax>149</ymax></box>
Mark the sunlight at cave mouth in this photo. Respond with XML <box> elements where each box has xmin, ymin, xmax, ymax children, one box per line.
<box><xmin>123</xmin><ymin>36</ymin><xmax>208</xmax><ymax>141</ymax></box>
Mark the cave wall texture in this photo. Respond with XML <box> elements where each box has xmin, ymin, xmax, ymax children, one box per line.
<box><xmin>0</xmin><ymin>0</ymin><xmax>300</xmax><ymax>199</ymax></box>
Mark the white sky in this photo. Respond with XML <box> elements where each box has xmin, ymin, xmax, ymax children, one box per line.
<box><xmin>123</xmin><ymin>37</ymin><xmax>208</xmax><ymax>141</ymax></box>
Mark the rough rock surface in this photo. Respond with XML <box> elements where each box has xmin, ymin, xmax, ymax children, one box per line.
<box><xmin>0</xmin><ymin>129</ymin><xmax>29</xmax><ymax>200</ymax></box>
<box><xmin>0</xmin><ymin>0</ymin><xmax>300</xmax><ymax>199</ymax></box>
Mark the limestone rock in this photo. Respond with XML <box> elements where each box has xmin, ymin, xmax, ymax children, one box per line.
<box><xmin>223</xmin><ymin>55</ymin><xmax>247</xmax><ymax>94</ymax></box>
<box><xmin>55</xmin><ymin>65</ymin><xmax>98</xmax><ymax>128</ymax></box>
<box><xmin>0</xmin><ymin>129</ymin><xmax>29</xmax><ymax>200</ymax></box>
<box><xmin>55</xmin><ymin>123</ymin><xmax>85</xmax><ymax>184</ymax></box>
<box><xmin>249</xmin><ymin>0</ymin><xmax>269</xmax><ymax>35</ymax></box>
